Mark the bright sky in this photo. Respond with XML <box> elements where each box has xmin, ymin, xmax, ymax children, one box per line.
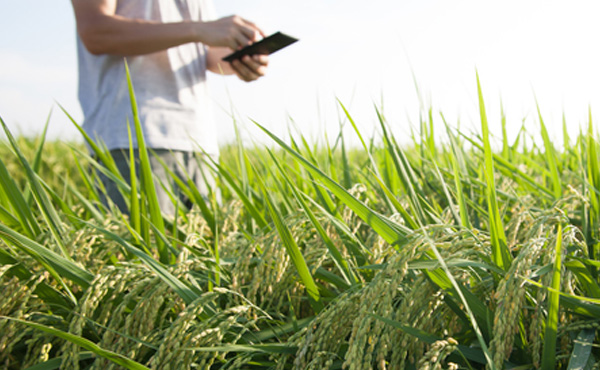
<box><xmin>1</xmin><ymin>1</ymin><xmax>600</xmax><ymax>147</ymax></box>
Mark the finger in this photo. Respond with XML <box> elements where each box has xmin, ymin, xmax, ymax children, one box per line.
<box><xmin>231</xmin><ymin>60</ymin><xmax>254</xmax><ymax>82</ymax></box>
<box><xmin>239</xmin><ymin>27</ymin><xmax>260</xmax><ymax>44</ymax></box>
<box><xmin>242</xmin><ymin>55</ymin><xmax>267</xmax><ymax>76</ymax></box>
<box><xmin>235</xmin><ymin>17</ymin><xmax>264</xmax><ymax>41</ymax></box>
<box><xmin>233</xmin><ymin>32</ymin><xmax>250</xmax><ymax>49</ymax></box>
<box><xmin>232</xmin><ymin>58</ymin><xmax>261</xmax><ymax>82</ymax></box>
<box><xmin>251</xmin><ymin>54</ymin><xmax>269</xmax><ymax>67</ymax></box>
<box><xmin>237</xmin><ymin>56</ymin><xmax>266</xmax><ymax>78</ymax></box>
<box><xmin>243</xmin><ymin>19</ymin><xmax>266</xmax><ymax>39</ymax></box>
<box><xmin>230</xmin><ymin>28</ymin><xmax>258</xmax><ymax>50</ymax></box>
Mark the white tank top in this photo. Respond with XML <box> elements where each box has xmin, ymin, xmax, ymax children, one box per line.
<box><xmin>76</xmin><ymin>0</ymin><xmax>219</xmax><ymax>155</ymax></box>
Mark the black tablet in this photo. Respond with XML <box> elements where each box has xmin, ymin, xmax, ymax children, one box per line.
<box><xmin>222</xmin><ymin>32</ymin><xmax>298</xmax><ymax>62</ymax></box>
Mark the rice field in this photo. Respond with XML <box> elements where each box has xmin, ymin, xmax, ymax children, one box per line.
<box><xmin>1</xmin><ymin>75</ymin><xmax>600</xmax><ymax>369</ymax></box>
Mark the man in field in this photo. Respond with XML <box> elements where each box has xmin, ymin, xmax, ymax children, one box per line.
<box><xmin>70</xmin><ymin>0</ymin><xmax>268</xmax><ymax>215</ymax></box>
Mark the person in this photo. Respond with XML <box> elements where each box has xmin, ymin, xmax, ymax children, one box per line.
<box><xmin>70</xmin><ymin>0</ymin><xmax>269</xmax><ymax>215</ymax></box>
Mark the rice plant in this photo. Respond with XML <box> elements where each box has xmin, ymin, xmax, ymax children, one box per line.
<box><xmin>1</xmin><ymin>73</ymin><xmax>600</xmax><ymax>369</ymax></box>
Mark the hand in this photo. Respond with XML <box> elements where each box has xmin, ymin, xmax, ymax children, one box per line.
<box><xmin>231</xmin><ymin>54</ymin><xmax>269</xmax><ymax>82</ymax></box>
<box><xmin>197</xmin><ymin>15</ymin><xmax>264</xmax><ymax>50</ymax></box>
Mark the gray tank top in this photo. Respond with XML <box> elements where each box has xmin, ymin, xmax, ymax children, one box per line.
<box><xmin>76</xmin><ymin>0</ymin><xmax>219</xmax><ymax>155</ymax></box>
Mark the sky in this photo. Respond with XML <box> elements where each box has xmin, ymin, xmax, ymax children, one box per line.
<box><xmin>1</xmin><ymin>1</ymin><xmax>600</xmax><ymax>147</ymax></box>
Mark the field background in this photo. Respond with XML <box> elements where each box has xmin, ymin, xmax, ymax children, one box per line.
<box><xmin>1</xmin><ymin>74</ymin><xmax>600</xmax><ymax>369</ymax></box>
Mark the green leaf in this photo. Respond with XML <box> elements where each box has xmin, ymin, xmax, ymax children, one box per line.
<box><xmin>425</xmin><ymin>266</ymin><xmax>492</xmax><ymax>338</ymax></box>
<box><xmin>59</xmin><ymin>104</ymin><xmax>121</xmax><ymax>177</ymax></box>
<box><xmin>1</xmin><ymin>317</ymin><xmax>151</xmax><ymax>370</ymax></box>
<box><xmin>0</xmin><ymin>119</ymin><xmax>41</xmax><ymax>237</ymax></box>
<box><xmin>567</xmin><ymin>328</ymin><xmax>596</xmax><ymax>370</ymax></box>
<box><xmin>254</xmin><ymin>120</ymin><xmax>410</xmax><ymax>248</ymax></box>
<box><xmin>0</xmin><ymin>203</ymin><xmax>21</xmax><ymax>229</ymax></box>
<box><xmin>375</xmin><ymin>107</ymin><xmax>428</xmax><ymax>227</ymax></box>
<box><xmin>23</xmin><ymin>352</ymin><xmax>94</xmax><ymax>370</ymax></box>
<box><xmin>25</xmin><ymin>110</ymin><xmax>52</xmax><ymax>206</ymax></box>
<box><xmin>0</xmin><ymin>222</ymin><xmax>93</xmax><ymax>290</ymax></box>
<box><xmin>565</xmin><ymin>259</ymin><xmax>600</xmax><ymax>298</ymax></box>
<box><xmin>523</xmin><ymin>277</ymin><xmax>600</xmax><ymax>318</ymax></box>
<box><xmin>268</xmin><ymin>149</ymin><xmax>357</xmax><ymax>286</ymax></box>
<box><xmin>542</xmin><ymin>224</ymin><xmax>563</xmax><ymax>370</ymax></box>
<box><xmin>209</xmin><ymin>157</ymin><xmax>269</xmax><ymax>231</ymax></box>
<box><xmin>339</xmin><ymin>100</ymin><xmax>415</xmax><ymax>226</ymax></box>
<box><xmin>242</xmin><ymin>316</ymin><xmax>314</xmax><ymax>342</ymax></box>
<box><xmin>476</xmin><ymin>72</ymin><xmax>511</xmax><ymax>271</ymax></box>
<box><xmin>124</xmin><ymin>61</ymin><xmax>170</xmax><ymax>264</ymax></box>
<box><xmin>0</xmin><ymin>115</ymin><xmax>69</xmax><ymax>259</ymax></box>
<box><xmin>183</xmin><ymin>344</ymin><xmax>297</xmax><ymax>354</ymax></box>
<box><xmin>127</xmin><ymin>122</ymin><xmax>141</xmax><ymax>235</ymax></box>
<box><xmin>409</xmin><ymin>258</ymin><xmax>504</xmax><ymax>275</ymax></box>
<box><xmin>259</xmin><ymin>176</ymin><xmax>323</xmax><ymax>312</ymax></box>
<box><xmin>297</xmin><ymin>135</ymin><xmax>340</xmax><ymax>217</ymax></box>
<box><xmin>426</xmin><ymin>235</ymin><xmax>496</xmax><ymax>369</ymax></box>
<box><xmin>369</xmin><ymin>313</ymin><xmax>486</xmax><ymax>365</ymax></box>
<box><xmin>70</xmin><ymin>148</ymin><xmax>102</xmax><ymax>205</ymax></box>
<box><xmin>460</xmin><ymin>133</ymin><xmax>554</xmax><ymax>199</ymax></box>
<box><xmin>74</xmin><ymin>217</ymin><xmax>206</xmax><ymax>310</ymax></box>
<box><xmin>445</xmin><ymin>123</ymin><xmax>472</xmax><ymax>229</ymax></box>
<box><xmin>0</xmin><ymin>248</ymin><xmax>73</xmax><ymax>310</ymax></box>
<box><xmin>537</xmin><ymin>102</ymin><xmax>562</xmax><ymax>199</ymax></box>
<box><xmin>370</xmin><ymin>172</ymin><xmax>419</xmax><ymax>230</ymax></box>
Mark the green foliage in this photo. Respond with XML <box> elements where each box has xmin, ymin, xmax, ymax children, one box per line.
<box><xmin>2</xmin><ymin>78</ymin><xmax>600</xmax><ymax>369</ymax></box>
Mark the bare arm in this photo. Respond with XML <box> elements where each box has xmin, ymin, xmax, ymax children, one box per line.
<box><xmin>71</xmin><ymin>0</ymin><xmax>263</xmax><ymax>56</ymax></box>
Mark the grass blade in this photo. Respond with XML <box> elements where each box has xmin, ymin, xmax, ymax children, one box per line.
<box><xmin>460</xmin><ymin>133</ymin><xmax>555</xmax><ymax>199</ymax></box>
<box><xmin>127</xmin><ymin>122</ymin><xmax>141</xmax><ymax>234</ymax></box>
<box><xmin>369</xmin><ymin>313</ymin><xmax>485</xmax><ymax>365</ymax></box>
<box><xmin>255</xmin><ymin>120</ymin><xmax>410</xmax><ymax>248</ymax></box>
<box><xmin>537</xmin><ymin>102</ymin><xmax>562</xmax><ymax>199</ymax></box>
<box><xmin>32</xmin><ymin>110</ymin><xmax>52</xmax><ymax>172</ymax></box>
<box><xmin>79</xmin><ymin>217</ymin><xmax>204</xmax><ymax>308</ymax></box>
<box><xmin>268</xmin><ymin>149</ymin><xmax>357</xmax><ymax>286</ymax></box>
<box><xmin>184</xmin><ymin>343</ymin><xmax>297</xmax><ymax>354</ymax></box>
<box><xmin>257</xmin><ymin>170</ymin><xmax>323</xmax><ymax>312</ymax></box>
<box><xmin>70</xmin><ymin>147</ymin><xmax>101</xmax><ymax>205</ymax></box>
<box><xmin>339</xmin><ymin>100</ymin><xmax>397</xmax><ymax>214</ymax></box>
<box><xmin>1</xmin><ymin>317</ymin><xmax>151</xmax><ymax>370</ymax></box>
<box><xmin>444</xmin><ymin>122</ymin><xmax>472</xmax><ymax>229</ymax></box>
<box><xmin>20</xmin><ymin>111</ymin><xmax>52</xmax><ymax>207</ymax></box>
<box><xmin>567</xmin><ymin>328</ymin><xmax>596</xmax><ymax>370</ymax></box>
<box><xmin>0</xmin><ymin>116</ymin><xmax>70</xmax><ymax>259</ymax></box>
<box><xmin>208</xmin><ymin>156</ymin><xmax>269</xmax><ymax>231</ymax></box>
<box><xmin>564</xmin><ymin>259</ymin><xmax>600</xmax><ymax>298</ymax></box>
<box><xmin>22</xmin><ymin>352</ymin><xmax>94</xmax><ymax>370</ymax></box>
<box><xmin>124</xmin><ymin>61</ymin><xmax>170</xmax><ymax>264</ymax></box>
<box><xmin>0</xmin><ymin>222</ymin><xmax>93</xmax><ymax>290</ymax></box>
<box><xmin>541</xmin><ymin>224</ymin><xmax>563</xmax><ymax>370</ymax></box>
<box><xmin>0</xmin><ymin>119</ymin><xmax>41</xmax><ymax>238</ymax></box>
<box><xmin>375</xmin><ymin>108</ymin><xmax>427</xmax><ymax>227</ymax></box>
<box><xmin>585</xmin><ymin>112</ymin><xmax>600</xmax><ymax>265</ymax></box>
<box><xmin>476</xmin><ymin>72</ymin><xmax>511</xmax><ymax>271</ymax></box>
<box><xmin>426</xmin><ymin>236</ymin><xmax>496</xmax><ymax>369</ymax></box>
<box><xmin>370</xmin><ymin>171</ymin><xmax>420</xmax><ymax>229</ymax></box>
<box><xmin>296</xmin><ymin>135</ymin><xmax>340</xmax><ymax>218</ymax></box>
<box><xmin>58</xmin><ymin>104</ymin><xmax>122</xmax><ymax>177</ymax></box>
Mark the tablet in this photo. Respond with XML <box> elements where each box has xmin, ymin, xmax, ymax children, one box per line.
<box><xmin>222</xmin><ymin>32</ymin><xmax>298</xmax><ymax>62</ymax></box>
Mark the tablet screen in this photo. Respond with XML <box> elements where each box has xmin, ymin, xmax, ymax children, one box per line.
<box><xmin>222</xmin><ymin>32</ymin><xmax>298</xmax><ymax>62</ymax></box>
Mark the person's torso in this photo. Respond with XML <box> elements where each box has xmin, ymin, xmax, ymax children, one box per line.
<box><xmin>76</xmin><ymin>0</ymin><xmax>219</xmax><ymax>154</ymax></box>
